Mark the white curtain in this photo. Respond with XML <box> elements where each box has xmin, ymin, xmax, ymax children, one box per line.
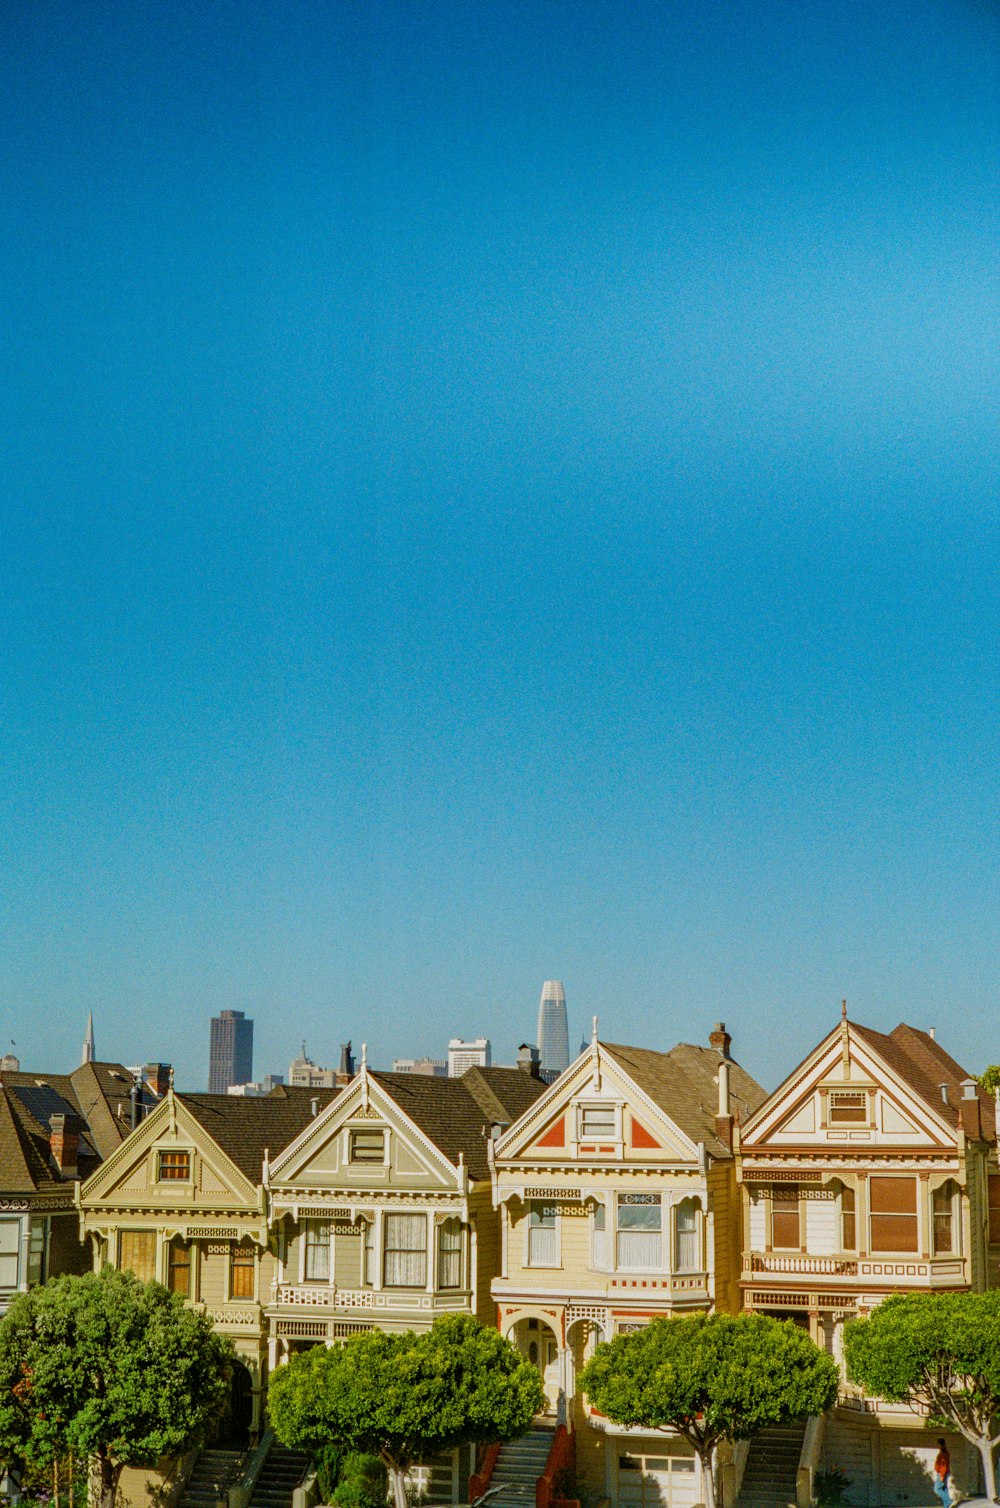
<box><xmin>304</xmin><ymin>1221</ymin><xmax>330</xmax><ymax>1281</ymax></box>
<box><xmin>674</xmin><ymin>1200</ymin><xmax>700</xmax><ymax>1272</ymax></box>
<box><xmin>384</xmin><ymin>1214</ymin><xmax>427</xmax><ymax>1287</ymax></box>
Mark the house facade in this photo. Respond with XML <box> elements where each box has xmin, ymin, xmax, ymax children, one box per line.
<box><xmin>490</xmin><ymin>1026</ymin><xmax>766</xmax><ymax>1508</ymax></box>
<box><xmin>736</xmin><ymin>1010</ymin><xmax>999</xmax><ymax>1505</ymax></box>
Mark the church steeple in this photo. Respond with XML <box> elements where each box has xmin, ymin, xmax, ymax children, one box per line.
<box><xmin>81</xmin><ymin>1012</ymin><xmax>95</xmax><ymax>1066</ymax></box>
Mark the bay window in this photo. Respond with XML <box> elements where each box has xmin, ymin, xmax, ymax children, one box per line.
<box><xmin>0</xmin><ymin>1221</ymin><xmax>19</xmax><ymax>1290</ymax></box>
<box><xmin>673</xmin><ymin>1199</ymin><xmax>700</xmax><ymax>1272</ymax></box>
<box><xmin>527</xmin><ymin>1202</ymin><xmax>558</xmax><ymax>1267</ymax></box>
<box><xmin>869</xmin><ymin>1176</ymin><xmax>918</xmax><ymax>1254</ymax></box>
<box><xmin>384</xmin><ymin>1214</ymin><xmax>427</xmax><ymax>1287</ymax></box>
<box><xmin>437</xmin><ymin>1218</ymin><xmax>462</xmax><ymax>1289</ymax></box>
<box><xmin>304</xmin><ymin>1220</ymin><xmax>331</xmax><ymax>1281</ymax></box>
<box><xmin>840</xmin><ymin>1185</ymin><xmax>857</xmax><ymax>1251</ymax></box>
<box><xmin>617</xmin><ymin>1194</ymin><xmax>661</xmax><ymax>1270</ymax></box>
<box><xmin>932</xmin><ymin>1183</ymin><xmax>958</xmax><ymax>1256</ymax></box>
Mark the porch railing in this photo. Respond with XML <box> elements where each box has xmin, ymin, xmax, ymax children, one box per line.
<box><xmin>536</xmin><ymin>1425</ymin><xmax>577</xmax><ymax>1508</ymax></box>
<box><xmin>470</xmin><ymin>1444</ymin><xmax>501</xmax><ymax>1505</ymax></box>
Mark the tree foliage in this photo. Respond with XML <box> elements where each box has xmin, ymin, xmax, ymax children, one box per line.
<box><xmin>845</xmin><ymin>1292</ymin><xmax>1000</xmax><ymax>1502</ymax></box>
<box><xmin>268</xmin><ymin>1315</ymin><xmax>544</xmax><ymax>1508</ymax></box>
<box><xmin>0</xmin><ymin>1268</ymin><xmax>233</xmax><ymax>1508</ymax></box>
<box><xmin>578</xmin><ymin>1313</ymin><xmax>839</xmax><ymax>1508</ymax></box>
<box><xmin>977</xmin><ymin>1066</ymin><xmax>1000</xmax><ymax>1096</ymax></box>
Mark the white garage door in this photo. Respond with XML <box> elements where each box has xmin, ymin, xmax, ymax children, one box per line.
<box><xmin>616</xmin><ymin>1447</ymin><xmax>699</xmax><ymax>1508</ymax></box>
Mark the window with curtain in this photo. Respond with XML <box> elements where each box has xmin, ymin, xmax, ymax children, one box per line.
<box><xmin>364</xmin><ymin>1219</ymin><xmax>376</xmax><ymax>1285</ymax></box>
<box><xmin>120</xmin><ymin>1229</ymin><xmax>156</xmax><ymax>1282</ymax></box>
<box><xmin>304</xmin><ymin>1220</ymin><xmax>331</xmax><ymax>1281</ymax></box>
<box><xmin>157</xmin><ymin>1150</ymin><xmax>191</xmax><ymax>1181</ymax></box>
<box><xmin>591</xmin><ymin>1200</ymin><xmax>610</xmax><ymax>1269</ymax></box>
<box><xmin>617</xmin><ymin>1194</ymin><xmax>661</xmax><ymax>1270</ymax></box>
<box><xmin>384</xmin><ymin>1214</ymin><xmax>427</xmax><ymax>1287</ymax></box>
<box><xmin>869</xmin><ymin>1177</ymin><xmax>918</xmax><ymax>1253</ymax></box>
<box><xmin>840</xmin><ymin>1186</ymin><xmax>856</xmax><ymax>1250</ymax></box>
<box><xmin>437</xmin><ymin>1218</ymin><xmax>462</xmax><ymax>1289</ymax></box>
<box><xmin>932</xmin><ymin>1183</ymin><xmax>957</xmax><ymax>1255</ymax></box>
<box><xmin>674</xmin><ymin>1199</ymin><xmax>700</xmax><ymax>1272</ymax></box>
<box><xmin>167</xmin><ymin>1239</ymin><xmax>192</xmax><ymax>1297</ymax></box>
<box><xmin>579</xmin><ymin>1105</ymin><xmax>616</xmax><ymax>1139</ymax></box>
<box><xmin>27</xmin><ymin>1219</ymin><xmax>46</xmax><ymax>1287</ymax></box>
<box><xmin>0</xmin><ymin>1221</ymin><xmax>19</xmax><ymax>1289</ymax></box>
<box><xmin>771</xmin><ymin>1188</ymin><xmax>800</xmax><ymax>1250</ymax></box>
<box><xmin>230</xmin><ymin>1242</ymin><xmax>255</xmax><ymax>1299</ymax></box>
<box><xmin>527</xmin><ymin>1202</ymin><xmax>558</xmax><ymax>1266</ymax></box>
<box><xmin>989</xmin><ymin>1175</ymin><xmax>1000</xmax><ymax>1245</ymax></box>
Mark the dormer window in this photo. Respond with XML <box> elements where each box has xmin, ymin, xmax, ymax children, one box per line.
<box><xmin>578</xmin><ymin>1104</ymin><xmax>616</xmax><ymax>1140</ymax></box>
<box><xmin>349</xmin><ymin>1128</ymin><xmax>385</xmax><ymax>1164</ymax></box>
<box><xmin>829</xmin><ymin>1090</ymin><xmax>867</xmax><ymax>1124</ymax></box>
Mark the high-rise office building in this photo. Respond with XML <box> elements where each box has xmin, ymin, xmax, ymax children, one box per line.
<box><xmin>392</xmin><ymin>1057</ymin><xmax>448</xmax><ymax>1077</ymax></box>
<box><xmin>537</xmin><ymin>980</ymin><xmax>569</xmax><ymax>1081</ymax></box>
<box><xmin>447</xmin><ymin>1038</ymin><xmax>491</xmax><ymax>1077</ymax></box>
<box><xmin>208</xmin><ymin>1010</ymin><xmax>253</xmax><ymax>1093</ymax></box>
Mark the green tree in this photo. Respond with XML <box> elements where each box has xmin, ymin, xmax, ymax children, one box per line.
<box><xmin>578</xmin><ymin>1312</ymin><xmax>839</xmax><ymax>1508</ymax></box>
<box><xmin>845</xmin><ymin>1291</ymin><xmax>1000</xmax><ymax>1502</ymax></box>
<box><xmin>977</xmin><ymin>1066</ymin><xmax>1000</xmax><ymax>1096</ymax></box>
<box><xmin>268</xmin><ymin>1314</ymin><xmax>544</xmax><ymax>1508</ymax></box>
<box><xmin>0</xmin><ymin>1267</ymin><xmax>233</xmax><ymax>1508</ymax></box>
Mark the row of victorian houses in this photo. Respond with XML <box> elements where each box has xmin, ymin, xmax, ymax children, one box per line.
<box><xmin>2</xmin><ymin>1013</ymin><xmax>997</xmax><ymax>1508</ymax></box>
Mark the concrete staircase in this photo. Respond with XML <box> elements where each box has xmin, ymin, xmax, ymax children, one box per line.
<box><xmin>487</xmin><ymin>1425</ymin><xmax>556</xmax><ymax>1508</ymax></box>
<box><xmin>737</xmin><ymin>1420</ymin><xmax>807</xmax><ymax>1508</ymax></box>
<box><xmin>248</xmin><ymin>1446</ymin><xmax>310</xmax><ymax>1508</ymax></box>
<box><xmin>179</xmin><ymin>1449</ymin><xmax>243</xmax><ymax>1508</ymax></box>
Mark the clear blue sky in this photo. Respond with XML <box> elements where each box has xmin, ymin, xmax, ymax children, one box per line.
<box><xmin>2</xmin><ymin>0</ymin><xmax>998</xmax><ymax>1093</ymax></box>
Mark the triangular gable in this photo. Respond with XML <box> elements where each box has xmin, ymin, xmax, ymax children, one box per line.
<box><xmin>268</xmin><ymin>1073</ymin><xmax>459</xmax><ymax>1191</ymax></box>
<box><xmin>79</xmin><ymin>1094</ymin><xmax>259</xmax><ymax>1208</ymax></box>
<box><xmin>494</xmin><ymin>1044</ymin><xmax>701</xmax><ymax>1165</ymax></box>
<box><xmin>741</xmin><ymin>1023</ymin><xmax>956</xmax><ymax>1152</ymax></box>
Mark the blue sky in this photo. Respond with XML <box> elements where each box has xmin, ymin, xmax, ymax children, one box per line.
<box><xmin>1</xmin><ymin>0</ymin><xmax>998</xmax><ymax>1092</ymax></box>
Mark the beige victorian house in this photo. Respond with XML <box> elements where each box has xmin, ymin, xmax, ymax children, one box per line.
<box><xmin>77</xmin><ymin>1083</ymin><xmax>337</xmax><ymax>1443</ymax></box>
<box><xmin>490</xmin><ymin>1025</ymin><xmax>765</xmax><ymax>1508</ymax></box>
<box><xmin>737</xmin><ymin>1011</ymin><xmax>999</xmax><ymax>1506</ymax></box>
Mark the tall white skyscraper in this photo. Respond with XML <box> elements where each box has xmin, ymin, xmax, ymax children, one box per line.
<box><xmin>447</xmin><ymin>1038</ymin><xmax>491</xmax><ymax>1076</ymax></box>
<box><xmin>537</xmin><ymin>980</ymin><xmax>569</xmax><ymax>1081</ymax></box>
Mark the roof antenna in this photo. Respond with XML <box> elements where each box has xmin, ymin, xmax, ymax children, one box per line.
<box><xmin>361</xmin><ymin>1043</ymin><xmax>370</xmax><ymax>1111</ymax></box>
<box><xmin>841</xmin><ymin>999</ymin><xmax>848</xmax><ymax>1021</ymax></box>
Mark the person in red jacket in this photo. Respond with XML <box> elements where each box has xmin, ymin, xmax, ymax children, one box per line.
<box><xmin>934</xmin><ymin>1439</ymin><xmax>951</xmax><ymax>1508</ymax></box>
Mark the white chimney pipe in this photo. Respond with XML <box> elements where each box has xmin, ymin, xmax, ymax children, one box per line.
<box><xmin>718</xmin><ymin>1059</ymin><xmax>731</xmax><ymax>1118</ymax></box>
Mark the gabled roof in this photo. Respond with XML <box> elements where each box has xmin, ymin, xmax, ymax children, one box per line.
<box><xmin>603</xmin><ymin>1041</ymin><xmax>767</xmax><ymax>1158</ymax></box>
<box><xmin>369</xmin><ymin>1067</ymin><xmax>549</xmax><ymax>1179</ymax></box>
<box><xmin>179</xmin><ymin>1086</ymin><xmax>341</xmax><ymax>1182</ymax></box>
<box><xmin>0</xmin><ymin>1060</ymin><xmax>154</xmax><ymax>1193</ymax></box>
<box><xmin>69</xmin><ymin>1061</ymin><xmax>159</xmax><ymax>1157</ymax></box>
<box><xmin>852</xmin><ymin>1022</ymin><xmax>995</xmax><ymax>1139</ymax></box>
<box><xmin>0</xmin><ymin>1089</ymin><xmax>66</xmax><ymax>1193</ymax></box>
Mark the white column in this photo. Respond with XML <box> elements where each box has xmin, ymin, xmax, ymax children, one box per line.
<box><xmin>18</xmin><ymin>1218</ymin><xmax>30</xmax><ymax>1292</ymax></box>
<box><xmin>373</xmin><ymin>1210</ymin><xmax>383</xmax><ymax>1290</ymax></box>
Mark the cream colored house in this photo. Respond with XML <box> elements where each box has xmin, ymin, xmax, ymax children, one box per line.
<box><xmin>490</xmin><ymin>1025</ymin><xmax>765</xmax><ymax>1508</ymax></box>
<box><xmin>737</xmin><ymin>1010</ymin><xmax>999</xmax><ymax>1506</ymax></box>
<box><xmin>77</xmin><ymin>1084</ymin><xmax>337</xmax><ymax>1442</ymax></box>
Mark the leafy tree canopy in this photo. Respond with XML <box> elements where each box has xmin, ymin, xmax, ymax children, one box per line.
<box><xmin>845</xmin><ymin>1291</ymin><xmax>1000</xmax><ymax>1502</ymax></box>
<box><xmin>977</xmin><ymin>1066</ymin><xmax>1000</xmax><ymax>1095</ymax></box>
<box><xmin>269</xmin><ymin>1314</ymin><xmax>544</xmax><ymax>1508</ymax></box>
<box><xmin>578</xmin><ymin>1313</ymin><xmax>839</xmax><ymax>1508</ymax></box>
<box><xmin>0</xmin><ymin>1267</ymin><xmax>233</xmax><ymax>1508</ymax></box>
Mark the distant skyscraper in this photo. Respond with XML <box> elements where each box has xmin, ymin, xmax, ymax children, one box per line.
<box><xmin>537</xmin><ymin>981</ymin><xmax>569</xmax><ymax>1081</ymax></box>
<box><xmin>447</xmin><ymin>1038</ymin><xmax>491</xmax><ymax>1076</ymax></box>
<box><xmin>208</xmin><ymin>1010</ymin><xmax>253</xmax><ymax>1093</ymax></box>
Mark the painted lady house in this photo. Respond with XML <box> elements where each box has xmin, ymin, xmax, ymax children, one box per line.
<box><xmin>736</xmin><ymin>1009</ymin><xmax>1000</xmax><ymax>1507</ymax></box>
<box><xmin>488</xmin><ymin>1024</ymin><xmax>765</xmax><ymax>1508</ymax></box>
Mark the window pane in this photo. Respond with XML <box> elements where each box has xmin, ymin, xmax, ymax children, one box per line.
<box><xmin>829</xmin><ymin>1092</ymin><xmax>867</xmax><ymax>1124</ymax></box>
<box><xmin>157</xmin><ymin>1151</ymin><xmax>190</xmax><ymax>1181</ymax></box>
<box><xmin>350</xmin><ymin>1129</ymin><xmax>385</xmax><ymax>1163</ymax></box>
<box><xmin>932</xmin><ymin>1187</ymin><xmax>954</xmax><ymax>1255</ymax></box>
<box><xmin>304</xmin><ymin>1221</ymin><xmax>330</xmax><ymax>1281</ymax></box>
<box><xmin>617</xmin><ymin>1229</ymin><xmax>660</xmax><ymax>1269</ymax></box>
<box><xmin>870</xmin><ymin>1214</ymin><xmax>919</xmax><ymax>1253</ymax></box>
<box><xmin>168</xmin><ymin>1241</ymin><xmax>191</xmax><ymax>1296</ymax></box>
<box><xmin>772</xmin><ymin>1207</ymin><xmax>800</xmax><ymax>1249</ymax></box>
<box><xmin>580</xmin><ymin>1106</ymin><xmax>616</xmax><ymax>1137</ymax></box>
<box><xmin>528</xmin><ymin>1224</ymin><xmax>558</xmax><ymax>1266</ymax></box>
<box><xmin>870</xmin><ymin>1177</ymin><xmax>917</xmax><ymax>1214</ymax></box>
<box><xmin>120</xmin><ymin>1230</ymin><xmax>156</xmax><ymax>1282</ymax></box>
<box><xmin>618</xmin><ymin>1198</ymin><xmax>661</xmax><ymax>1232</ymax></box>
<box><xmin>384</xmin><ymin>1214</ymin><xmax>427</xmax><ymax>1287</ymax></box>
<box><xmin>230</xmin><ymin>1245</ymin><xmax>255</xmax><ymax>1299</ymax></box>
<box><xmin>675</xmin><ymin>1201</ymin><xmax>700</xmax><ymax>1271</ymax></box>
<box><xmin>989</xmin><ymin>1175</ymin><xmax>1000</xmax><ymax>1244</ymax></box>
<box><xmin>438</xmin><ymin>1219</ymin><xmax>462</xmax><ymax>1289</ymax></box>
<box><xmin>27</xmin><ymin>1221</ymin><xmax>45</xmax><ymax>1286</ymax></box>
<box><xmin>364</xmin><ymin>1222</ymin><xmax>375</xmax><ymax>1285</ymax></box>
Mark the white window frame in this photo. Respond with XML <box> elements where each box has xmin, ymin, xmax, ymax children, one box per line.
<box><xmin>0</xmin><ymin>1219</ymin><xmax>21</xmax><ymax>1292</ymax></box>
<box><xmin>590</xmin><ymin>1197</ymin><xmax>611</xmax><ymax>1271</ymax></box>
<box><xmin>346</xmin><ymin>1125</ymin><xmax>389</xmax><ymax>1166</ymax></box>
<box><xmin>672</xmin><ymin>1197</ymin><xmax>702</xmax><ymax>1274</ymax></box>
<box><xmin>154</xmin><ymin>1146</ymin><xmax>195</xmax><ymax>1184</ymax></box>
<box><xmin>525</xmin><ymin>1200</ymin><xmax>561</xmax><ymax>1269</ymax></box>
<box><xmin>301</xmin><ymin>1218</ymin><xmax>333</xmax><ymax>1283</ymax></box>
<box><xmin>615</xmin><ymin>1193</ymin><xmax>664</xmax><ymax>1273</ymax></box>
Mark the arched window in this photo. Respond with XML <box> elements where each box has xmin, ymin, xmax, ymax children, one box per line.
<box><xmin>674</xmin><ymin>1198</ymin><xmax>701</xmax><ymax>1272</ymax></box>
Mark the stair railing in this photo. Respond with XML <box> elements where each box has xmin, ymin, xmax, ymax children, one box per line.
<box><xmin>536</xmin><ymin>1425</ymin><xmax>577</xmax><ymax>1508</ymax></box>
<box><xmin>229</xmin><ymin>1429</ymin><xmax>274</xmax><ymax>1508</ymax></box>
<box><xmin>470</xmin><ymin>1443</ymin><xmax>501</xmax><ymax>1504</ymax></box>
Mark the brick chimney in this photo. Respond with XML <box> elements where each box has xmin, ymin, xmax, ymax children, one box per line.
<box><xmin>145</xmin><ymin>1064</ymin><xmax>171</xmax><ymax>1098</ymax></box>
<box><xmin>49</xmin><ymin>1113</ymin><xmax>82</xmax><ymax>1178</ymax></box>
<box><xmin>709</xmin><ymin>1022</ymin><xmax>732</xmax><ymax>1060</ymax></box>
<box><xmin>336</xmin><ymin>1042</ymin><xmax>355</xmax><ymax>1087</ymax></box>
<box><xmin>960</xmin><ymin>1079</ymin><xmax>983</xmax><ymax>1141</ymax></box>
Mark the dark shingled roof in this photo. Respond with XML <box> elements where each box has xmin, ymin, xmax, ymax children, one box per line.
<box><xmin>179</xmin><ymin>1085</ymin><xmax>341</xmax><ymax>1182</ymax></box>
<box><xmin>852</xmin><ymin>1021</ymin><xmax>995</xmax><ymax>1139</ymax></box>
<box><xmin>602</xmin><ymin>1041</ymin><xmax>768</xmax><ymax>1158</ymax></box>
<box><xmin>371</xmin><ymin>1067</ymin><xmax>549</xmax><ymax>1180</ymax></box>
<box><xmin>0</xmin><ymin>1059</ymin><xmax>152</xmax><ymax>1193</ymax></box>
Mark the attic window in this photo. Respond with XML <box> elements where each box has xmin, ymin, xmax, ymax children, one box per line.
<box><xmin>829</xmin><ymin>1090</ymin><xmax>867</xmax><ymax>1124</ymax></box>
<box><xmin>579</xmin><ymin>1105</ymin><xmax>617</xmax><ymax>1139</ymax></box>
<box><xmin>349</xmin><ymin>1129</ymin><xmax>385</xmax><ymax>1164</ymax></box>
<box><xmin>157</xmin><ymin>1151</ymin><xmax>191</xmax><ymax>1181</ymax></box>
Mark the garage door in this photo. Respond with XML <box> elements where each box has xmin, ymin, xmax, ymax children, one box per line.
<box><xmin>616</xmin><ymin>1447</ymin><xmax>699</xmax><ymax>1508</ymax></box>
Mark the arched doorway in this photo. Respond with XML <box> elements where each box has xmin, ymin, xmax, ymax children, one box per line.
<box><xmin>218</xmin><ymin>1360</ymin><xmax>253</xmax><ymax>1448</ymax></box>
<box><xmin>508</xmin><ymin>1317</ymin><xmax>561</xmax><ymax>1416</ymax></box>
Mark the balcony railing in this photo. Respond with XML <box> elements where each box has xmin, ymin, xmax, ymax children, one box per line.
<box><xmin>271</xmin><ymin>1283</ymin><xmax>470</xmax><ymax>1313</ymax></box>
<box><xmin>745</xmin><ymin>1252</ymin><xmax>967</xmax><ymax>1285</ymax></box>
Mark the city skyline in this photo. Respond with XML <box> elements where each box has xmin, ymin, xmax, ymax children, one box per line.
<box><xmin>3</xmin><ymin>0</ymin><xmax>998</xmax><ymax>1093</ymax></box>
